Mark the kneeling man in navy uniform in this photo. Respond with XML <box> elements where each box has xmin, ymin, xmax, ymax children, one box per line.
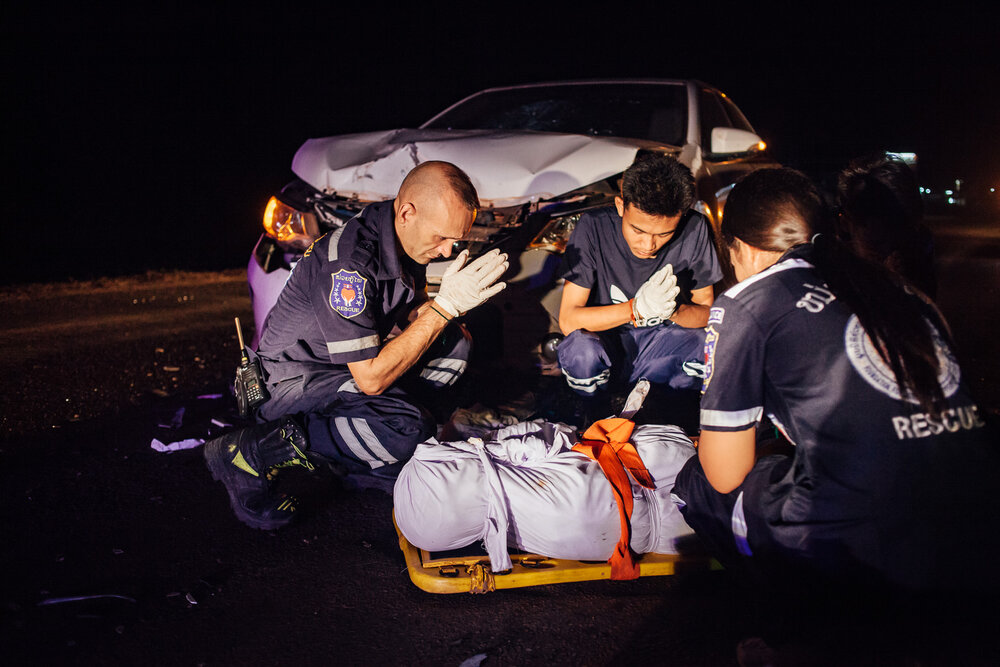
<box><xmin>205</xmin><ymin>161</ymin><xmax>508</xmax><ymax>529</ymax></box>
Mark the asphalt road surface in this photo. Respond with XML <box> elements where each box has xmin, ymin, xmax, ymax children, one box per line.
<box><xmin>2</xmin><ymin>213</ymin><xmax>999</xmax><ymax>666</ymax></box>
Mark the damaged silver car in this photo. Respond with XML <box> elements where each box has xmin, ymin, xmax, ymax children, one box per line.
<box><xmin>248</xmin><ymin>79</ymin><xmax>778</xmax><ymax>352</ymax></box>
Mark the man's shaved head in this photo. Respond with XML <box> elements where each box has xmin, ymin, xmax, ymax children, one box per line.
<box><xmin>397</xmin><ymin>161</ymin><xmax>479</xmax><ymax>214</ymax></box>
<box><xmin>394</xmin><ymin>162</ymin><xmax>480</xmax><ymax>264</ymax></box>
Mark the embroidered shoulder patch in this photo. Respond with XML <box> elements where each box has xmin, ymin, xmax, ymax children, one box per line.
<box><xmin>329</xmin><ymin>270</ymin><xmax>367</xmax><ymax>318</ymax></box>
<box><xmin>708</xmin><ymin>306</ymin><xmax>725</xmax><ymax>325</ymax></box>
<box><xmin>702</xmin><ymin>326</ymin><xmax>719</xmax><ymax>394</ymax></box>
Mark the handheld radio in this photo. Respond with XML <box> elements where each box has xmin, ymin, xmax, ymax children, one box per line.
<box><xmin>233</xmin><ymin>317</ymin><xmax>270</xmax><ymax>417</ymax></box>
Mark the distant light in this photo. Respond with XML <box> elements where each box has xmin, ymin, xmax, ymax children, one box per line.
<box><xmin>991</xmin><ymin>188</ymin><xmax>996</xmax><ymax>193</ymax></box>
<box><xmin>756</xmin><ymin>141</ymin><xmax>767</xmax><ymax>152</ymax></box>
<box><xmin>919</xmin><ymin>187</ymin><xmax>926</xmax><ymax>194</ymax></box>
<box><xmin>945</xmin><ymin>189</ymin><xmax>954</xmax><ymax>196</ymax></box>
<box><xmin>948</xmin><ymin>197</ymin><xmax>956</xmax><ymax>204</ymax></box>
<box><xmin>925</xmin><ymin>188</ymin><xmax>931</xmax><ymax>194</ymax></box>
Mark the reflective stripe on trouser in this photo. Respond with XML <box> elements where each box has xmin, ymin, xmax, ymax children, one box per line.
<box><xmin>254</xmin><ymin>323</ymin><xmax>469</xmax><ymax>471</ymax></box>
<box><xmin>672</xmin><ymin>453</ymin><xmax>792</xmax><ymax>577</ymax></box>
<box><xmin>561</xmin><ymin>367</ymin><xmax>611</xmax><ymax>394</ymax></box>
<box><xmin>557</xmin><ymin>325</ymin><xmax>706</xmax><ymax>396</ymax></box>
<box><xmin>557</xmin><ymin>329</ymin><xmax>613</xmax><ymax>396</ymax></box>
<box><xmin>304</xmin><ymin>387</ymin><xmax>435</xmax><ymax>471</ymax></box>
<box><xmin>672</xmin><ymin>454</ymin><xmax>751</xmax><ymax>572</ymax></box>
<box><xmin>256</xmin><ymin>369</ymin><xmax>435</xmax><ymax>473</ymax></box>
<box><xmin>624</xmin><ymin>324</ymin><xmax>706</xmax><ymax>389</ymax></box>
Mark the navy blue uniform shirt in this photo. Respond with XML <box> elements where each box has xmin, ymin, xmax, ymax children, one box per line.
<box><xmin>257</xmin><ymin>200</ymin><xmax>425</xmax><ymax>383</ymax></box>
<box><xmin>560</xmin><ymin>207</ymin><xmax>721</xmax><ymax>319</ymax></box>
<box><xmin>701</xmin><ymin>244</ymin><xmax>989</xmax><ymax>576</ymax></box>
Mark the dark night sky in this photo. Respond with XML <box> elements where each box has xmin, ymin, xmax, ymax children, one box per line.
<box><xmin>2</xmin><ymin>3</ymin><xmax>997</xmax><ymax>284</ymax></box>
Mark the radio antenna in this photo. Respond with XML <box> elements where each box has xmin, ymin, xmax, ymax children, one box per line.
<box><xmin>235</xmin><ymin>317</ymin><xmax>249</xmax><ymax>364</ymax></box>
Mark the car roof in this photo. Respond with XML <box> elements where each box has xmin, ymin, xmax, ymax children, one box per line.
<box><xmin>456</xmin><ymin>78</ymin><xmax>713</xmax><ymax>93</ymax></box>
<box><xmin>421</xmin><ymin>79</ymin><xmax>717</xmax><ymax>130</ymax></box>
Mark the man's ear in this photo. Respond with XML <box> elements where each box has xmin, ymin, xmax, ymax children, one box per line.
<box><xmin>614</xmin><ymin>196</ymin><xmax>625</xmax><ymax>218</ymax></box>
<box><xmin>396</xmin><ymin>200</ymin><xmax>416</xmax><ymax>228</ymax></box>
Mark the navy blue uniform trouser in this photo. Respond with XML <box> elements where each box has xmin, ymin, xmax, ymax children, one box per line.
<box><xmin>672</xmin><ymin>453</ymin><xmax>791</xmax><ymax>577</ymax></box>
<box><xmin>258</xmin><ymin>324</ymin><xmax>471</xmax><ymax>474</ymax></box>
<box><xmin>557</xmin><ymin>324</ymin><xmax>706</xmax><ymax>395</ymax></box>
<box><xmin>675</xmin><ymin>444</ymin><xmax>1000</xmax><ymax>595</ymax></box>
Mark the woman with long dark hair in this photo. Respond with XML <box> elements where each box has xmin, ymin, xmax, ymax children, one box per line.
<box><xmin>672</xmin><ymin>168</ymin><xmax>997</xmax><ymax>594</ymax></box>
<box><xmin>837</xmin><ymin>154</ymin><xmax>937</xmax><ymax>298</ymax></box>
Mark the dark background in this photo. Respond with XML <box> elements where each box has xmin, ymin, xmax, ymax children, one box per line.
<box><xmin>2</xmin><ymin>3</ymin><xmax>997</xmax><ymax>285</ymax></box>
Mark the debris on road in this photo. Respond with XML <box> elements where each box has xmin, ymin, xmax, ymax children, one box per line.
<box><xmin>38</xmin><ymin>594</ymin><xmax>137</xmax><ymax>607</ymax></box>
<box><xmin>157</xmin><ymin>407</ymin><xmax>186</xmax><ymax>429</ymax></box>
<box><xmin>151</xmin><ymin>437</ymin><xmax>205</xmax><ymax>453</ymax></box>
<box><xmin>459</xmin><ymin>653</ymin><xmax>488</xmax><ymax>667</ymax></box>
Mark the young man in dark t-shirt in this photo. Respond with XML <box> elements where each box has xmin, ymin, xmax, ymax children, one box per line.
<box><xmin>557</xmin><ymin>154</ymin><xmax>722</xmax><ymax>407</ymax></box>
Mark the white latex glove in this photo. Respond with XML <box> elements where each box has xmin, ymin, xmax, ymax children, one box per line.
<box><xmin>434</xmin><ymin>248</ymin><xmax>509</xmax><ymax>318</ymax></box>
<box><xmin>631</xmin><ymin>264</ymin><xmax>679</xmax><ymax>326</ymax></box>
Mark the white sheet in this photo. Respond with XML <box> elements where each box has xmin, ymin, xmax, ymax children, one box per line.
<box><xmin>393</xmin><ymin>420</ymin><xmax>696</xmax><ymax>571</ymax></box>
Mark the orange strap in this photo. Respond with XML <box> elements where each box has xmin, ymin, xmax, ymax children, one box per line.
<box><xmin>572</xmin><ymin>417</ymin><xmax>655</xmax><ymax>580</ymax></box>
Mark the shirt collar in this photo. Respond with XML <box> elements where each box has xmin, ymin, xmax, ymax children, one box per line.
<box><xmin>366</xmin><ymin>200</ymin><xmax>404</xmax><ymax>281</ymax></box>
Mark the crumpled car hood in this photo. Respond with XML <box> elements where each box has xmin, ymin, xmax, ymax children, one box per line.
<box><xmin>291</xmin><ymin>128</ymin><xmax>670</xmax><ymax>207</ymax></box>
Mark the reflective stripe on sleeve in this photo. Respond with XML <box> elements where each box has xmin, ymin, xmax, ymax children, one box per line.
<box><xmin>700</xmin><ymin>406</ymin><xmax>763</xmax><ymax>429</ymax></box>
<box><xmin>326</xmin><ymin>334</ymin><xmax>379</xmax><ymax>355</ymax></box>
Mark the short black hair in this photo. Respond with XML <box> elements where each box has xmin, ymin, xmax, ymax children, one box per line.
<box><xmin>620</xmin><ymin>153</ymin><xmax>695</xmax><ymax>217</ymax></box>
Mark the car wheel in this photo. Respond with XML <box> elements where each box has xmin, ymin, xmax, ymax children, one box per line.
<box><xmin>540</xmin><ymin>332</ymin><xmax>564</xmax><ymax>363</ymax></box>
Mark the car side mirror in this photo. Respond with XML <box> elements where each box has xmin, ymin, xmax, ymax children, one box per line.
<box><xmin>709</xmin><ymin>127</ymin><xmax>766</xmax><ymax>156</ymax></box>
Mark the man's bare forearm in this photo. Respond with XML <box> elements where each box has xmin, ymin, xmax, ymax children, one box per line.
<box><xmin>348</xmin><ymin>306</ymin><xmax>449</xmax><ymax>395</ymax></box>
<box><xmin>669</xmin><ymin>302</ymin><xmax>711</xmax><ymax>328</ymax></box>
<box><xmin>559</xmin><ymin>301</ymin><xmax>633</xmax><ymax>335</ymax></box>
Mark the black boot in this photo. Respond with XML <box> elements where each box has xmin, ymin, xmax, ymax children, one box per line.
<box><xmin>204</xmin><ymin>418</ymin><xmax>314</xmax><ymax>530</ymax></box>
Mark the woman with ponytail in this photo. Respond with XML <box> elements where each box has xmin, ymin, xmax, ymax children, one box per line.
<box><xmin>672</xmin><ymin>168</ymin><xmax>998</xmax><ymax>595</ymax></box>
<box><xmin>837</xmin><ymin>154</ymin><xmax>937</xmax><ymax>299</ymax></box>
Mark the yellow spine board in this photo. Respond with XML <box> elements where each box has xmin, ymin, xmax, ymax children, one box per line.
<box><xmin>394</xmin><ymin>512</ymin><xmax>719</xmax><ymax>595</ymax></box>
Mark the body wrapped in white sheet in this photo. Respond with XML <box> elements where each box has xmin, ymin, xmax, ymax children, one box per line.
<box><xmin>393</xmin><ymin>420</ymin><xmax>696</xmax><ymax>571</ymax></box>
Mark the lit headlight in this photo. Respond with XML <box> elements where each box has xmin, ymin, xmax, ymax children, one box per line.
<box><xmin>263</xmin><ymin>197</ymin><xmax>320</xmax><ymax>250</ymax></box>
<box><xmin>527</xmin><ymin>213</ymin><xmax>581</xmax><ymax>253</ymax></box>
